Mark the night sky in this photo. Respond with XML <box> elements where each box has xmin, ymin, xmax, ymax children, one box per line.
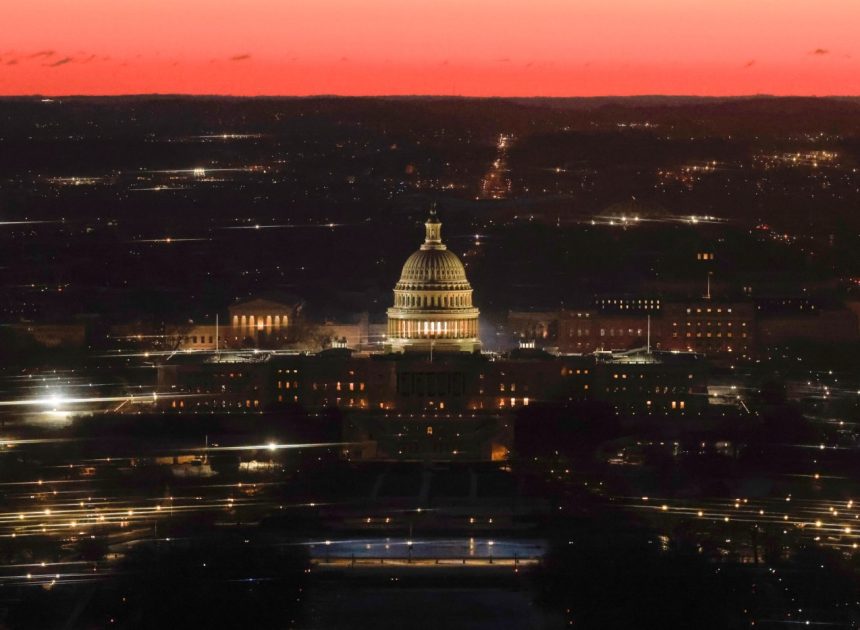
<box><xmin>1</xmin><ymin>0</ymin><xmax>859</xmax><ymax>96</ymax></box>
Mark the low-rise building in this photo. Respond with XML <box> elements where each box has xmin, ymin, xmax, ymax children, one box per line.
<box><xmin>155</xmin><ymin>347</ymin><xmax>707</xmax><ymax>460</ymax></box>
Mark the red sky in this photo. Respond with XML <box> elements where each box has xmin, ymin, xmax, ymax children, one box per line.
<box><xmin>1</xmin><ymin>0</ymin><xmax>858</xmax><ymax>96</ymax></box>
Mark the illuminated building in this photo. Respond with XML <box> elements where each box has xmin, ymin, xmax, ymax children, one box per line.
<box><xmin>154</xmin><ymin>295</ymin><xmax>303</xmax><ymax>352</ymax></box>
<box><xmin>662</xmin><ymin>301</ymin><xmax>754</xmax><ymax>356</ymax></box>
<box><xmin>386</xmin><ymin>208</ymin><xmax>481</xmax><ymax>353</ymax></box>
<box><xmin>156</xmin><ymin>347</ymin><xmax>707</xmax><ymax>460</ymax></box>
<box><xmin>594</xmin><ymin>295</ymin><xmax>662</xmax><ymax>313</ymax></box>
<box><xmin>593</xmin><ymin>348</ymin><xmax>705</xmax><ymax>414</ymax></box>
<box><xmin>556</xmin><ymin>309</ymin><xmax>658</xmax><ymax>354</ymax></box>
<box><xmin>152</xmin><ymin>207</ymin><xmax>712</xmax><ymax>461</ymax></box>
<box><xmin>227</xmin><ymin>296</ymin><xmax>302</xmax><ymax>348</ymax></box>
<box><xmin>537</xmin><ymin>299</ymin><xmax>756</xmax><ymax>358</ymax></box>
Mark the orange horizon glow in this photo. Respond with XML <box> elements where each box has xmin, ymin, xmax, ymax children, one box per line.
<box><xmin>1</xmin><ymin>0</ymin><xmax>859</xmax><ymax>97</ymax></box>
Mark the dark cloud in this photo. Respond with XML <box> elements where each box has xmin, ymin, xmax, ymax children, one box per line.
<box><xmin>340</xmin><ymin>57</ymin><xmax>349</xmax><ymax>62</ymax></box>
<box><xmin>744</xmin><ymin>59</ymin><xmax>756</xmax><ymax>68</ymax></box>
<box><xmin>496</xmin><ymin>57</ymin><xmax>511</xmax><ymax>63</ymax></box>
<box><xmin>811</xmin><ymin>48</ymin><xmax>829</xmax><ymax>55</ymax></box>
<box><xmin>45</xmin><ymin>57</ymin><xmax>73</xmax><ymax>67</ymax></box>
<box><xmin>230</xmin><ymin>54</ymin><xmax>251</xmax><ymax>61</ymax></box>
<box><xmin>13</xmin><ymin>50</ymin><xmax>107</xmax><ymax>67</ymax></box>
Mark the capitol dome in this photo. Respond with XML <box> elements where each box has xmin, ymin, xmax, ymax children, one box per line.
<box><xmin>386</xmin><ymin>209</ymin><xmax>480</xmax><ymax>353</ymax></box>
<box><xmin>398</xmin><ymin>248</ymin><xmax>468</xmax><ymax>286</ymax></box>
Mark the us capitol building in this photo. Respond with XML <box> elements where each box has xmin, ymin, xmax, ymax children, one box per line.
<box><xmin>156</xmin><ymin>207</ymin><xmax>708</xmax><ymax>461</ymax></box>
<box><xmin>386</xmin><ymin>209</ymin><xmax>481</xmax><ymax>353</ymax></box>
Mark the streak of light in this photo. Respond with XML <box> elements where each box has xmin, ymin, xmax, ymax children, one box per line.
<box><xmin>0</xmin><ymin>393</ymin><xmax>163</xmax><ymax>408</ymax></box>
<box><xmin>144</xmin><ymin>167</ymin><xmax>258</xmax><ymax>174</ymax></box>
<box><xmin>130</xmin><ymin>186</ymin><xmax>190</xmax><ymax>191</ymax></box>
<box><xmin>132</xmin><ymin>237</ymin><xmax>211</xmax><ymax>243</ymax></box>
<box><xmin>219</xmin><ymin>222</ymin><xmax>344</xmax><ymax>230</ymax></box>
<box><xmin>201</xmin><ymin>441</ymin><xmax>355</xmax><ymax>453</ymax></box>
<box><xmin>0</xmin><ymin>479</ymin><xmax>93</xmax><ymax>487</ymax></box>
<box><xmin>591</xmin><ymin>214</ymin><xmax>727</xmax><ymax>226</ymax></box>
<box><xmin>0</xmin><ymin>220</ymin><xmax>58</xmax><ymax>226</ymax></box>
<box><xmin>0</xmin><ymin>437</ymin><xmax>78</xmax><ymax>446</ymax></box>
<box><xmin>189</xmin><ymin>133</ymin><xmax>264</xmax><ymax>140</ymax></box>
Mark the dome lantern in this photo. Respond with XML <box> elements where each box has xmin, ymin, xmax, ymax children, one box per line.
<box><xmin>423</xmin><ymin>206</ymin><xmax>443</xmax><ymax>246</ymax></box>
